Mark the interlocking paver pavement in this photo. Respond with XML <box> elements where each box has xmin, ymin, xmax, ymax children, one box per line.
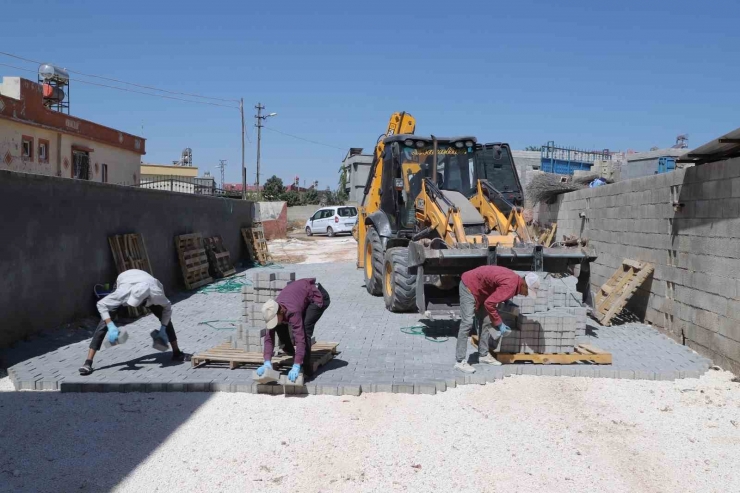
<box><xmin>5</xmin><ymin>262</ymin><xmax>712</xmax><ymax>395</ymax></box>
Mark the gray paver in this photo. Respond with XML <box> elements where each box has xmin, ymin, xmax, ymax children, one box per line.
<box><xmin>3</xmin><ymin>263</ymin><xmax>712</xmax><ymax>395</ymax></box>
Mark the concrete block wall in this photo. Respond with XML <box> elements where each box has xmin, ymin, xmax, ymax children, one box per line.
<box><xmin>537</xmin><ymin>158</ymin><xmax>740</xmax><ymax>374</ymax></box>
<box><xmin>0</xmin><ymin>170</ymin><xmax>254</xmax><ymax>349</ymax></box>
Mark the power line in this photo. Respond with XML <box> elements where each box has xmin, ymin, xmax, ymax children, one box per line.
<box><xmin>0</xmin><ymin>50</ymin><xmax>239</xmax><ymax>103</ymax></box>
<box><xmin>262</xmin><ymin>125</ymin><xmax>347</xmax><ymax>151</ymax></box>
<box><xmin>0</xmin><ymin>62</ymin><xmax>238</xmax><ymax>109</ymax></box>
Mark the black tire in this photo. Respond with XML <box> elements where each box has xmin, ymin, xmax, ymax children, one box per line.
<box><xmin>305</xmin><ymin>227</ymin><xmax>312</xmax><ymax>236</ymax></box>
<box><xmin>382</xmin><ymin>247</ymin><xmax>418</xmax><ymax>312</ymax></box>
<box><xmin>327</xmin><ymin>226</ymin><xmax>335</xmax><ymax>237</ymax></box>
<box><xmin>363</xmin><ymin>226</ymin><xmax>383</xmax><ymax>296</ymax></box>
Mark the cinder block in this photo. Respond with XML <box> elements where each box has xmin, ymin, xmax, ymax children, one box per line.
<box><xmin>253</xmin><ymin>367</ymin><xmax>280</xmax><ymax>384</ymax></box>
<box><xmin>414</xmin><ymin>383</ymin><xmax>436</xmax><ymax>395</ymax></box>
<box><xmin>340</xmin><ymin>385</ymin><xmax>362</xmax><ymax>396</ymax></box>
<box><xmin>392</xmin><ymin>383</ymin><xmax>414</xmax><ymax>394</ymax></box>
<box><xmin>212</xmin><ymin>382</ymin><xmax>234</xmax><ymax>392</ymax></box>
<box><xmin>271</xmin><ymin>279</ymin><xmax>290</xmax><ymax>291</ymax></box>
<box><xmin>254</xmin><ymin>272</ymin><xmax>276</xmax><ymax>283</ymax></box>
<box><xmin>276</xmin><ymin>272</ymin><xmax>296</xmax><ymax>281</ymax></box>
<box><xmin>278</xmin><ymin>374</ymin><xmax>305</xmax><ymax>386</ymax></box>
<box><xmin>320</xmin><ymin>385</ymin><xmax>340</xmax><ymax>396</ymax></box>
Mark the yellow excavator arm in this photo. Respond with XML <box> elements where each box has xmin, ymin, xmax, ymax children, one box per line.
<box><xmin>469</xmin><ymin>180</ymin><xmax>532</xmax><ymax>243</ymax></box>
<box><xmin>357</xmin><ymin>112</ymin><xmax>416</xmax><ymax>268</ymax></box>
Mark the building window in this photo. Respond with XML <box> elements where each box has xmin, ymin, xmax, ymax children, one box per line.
<box><xmin>102</xmin><ymin>163</ymin><xmax>108</xmax><ymax>183</ymax></box>
<box><xmin>72</xmin><ymin>150</ymin><xmax>91</xmax><ymax>180</ymax></box>
<box><xmin>38</xmin><ymin>139</ymin><xmax>50</xmax><ymax>164</ymax></box>
<box><xmin>22</xmin><ymin>135</ymin><xmax>34</xmax><ymax>161</ymax></box>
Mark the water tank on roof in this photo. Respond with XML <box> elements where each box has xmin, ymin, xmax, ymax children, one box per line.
<box><xmin>42</xmin><ymin>83</ymin><xmax>65</xmax><ymax>102</ymax></box>
<box><xmin>38</xmin><ymin>64</ymin><xmax>70</xmax><ymax>84</ymax></box>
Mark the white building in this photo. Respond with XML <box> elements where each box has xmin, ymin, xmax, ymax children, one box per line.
<box><xmin>0</xmin><ymin>77</ymin><xmax>145</xmax><ymax>183</ymax></box>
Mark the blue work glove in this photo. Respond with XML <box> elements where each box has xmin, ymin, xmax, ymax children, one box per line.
<box><xmin>107</xmin><ymin>321</ymin><xmax>119</xmax><ymax>344</ymax></box>
<box><xmin>157</xmin><ymin>325</ymin><xmax>169</xmax><ymax>344</ymax></box>
<box><xmin>256</xmin><ymin>361</ymin><xmax>272</xmax><ymax>377</ymax></box>
<box><xmin>288</xmin><ymin>364</ymin><xmax>301</xmax><ymax>383</ymax></box>
<box><xmin>497</xmin><ymin>323</ymin><xmax>512</xmax><ymax>338</ymax></box>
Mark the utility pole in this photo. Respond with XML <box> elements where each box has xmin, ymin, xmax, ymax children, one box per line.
<box><xmin>217</xmin><ymin>159</ymin><xmax>227</xmax><ymax>189</ymax></box>
<box><xmin>254</xmin><ymin>103</ymin><xmax>277</xmax><ymax>193</ymax></box>
<box><xmin>255</xmin><ymin>103</ymin><xmax>263</xmax><ymax>189</ymax></box>
<box><xmin>240</xmin><ymin>98</ymin><xmax>246</xmax><ymax>200</ymax></box>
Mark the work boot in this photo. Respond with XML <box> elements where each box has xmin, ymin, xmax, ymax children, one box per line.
<box><xmin>171</xmin><ymin>351</ymin><xmax>189</xmax><ymax>362</ymax></box>
<box><xmin>479</xmin><ymin>354</ymin><xmax>502</xmax><ymax>366</ymax></box>
<box><xmin>78</xmin><ymin>363</ymin><xmax>93</xmax><ymax>376</ymax></box>
<box><xmin>454</xmin><ymin>361</ymin><xmax>476</xmax><ymax>373</ymax></box>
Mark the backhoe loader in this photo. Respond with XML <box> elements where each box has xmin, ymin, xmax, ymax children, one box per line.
<box><xmin>356</xmin><ymin>112</ymin><xmax>594</xmax><ymax>315</ymax></box>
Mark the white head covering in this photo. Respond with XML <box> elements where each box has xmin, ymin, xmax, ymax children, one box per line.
<box><xmin>524</xmin><ymin>272</ymin><xmax>541</xmax><ymax>299</ymax></box>
<box><xmin>262</xmin><ymin>299</ymin><xmax>280</xmax><ymax>329</ymax></box>
<box><xmin>126</xmin><ymin>283</ymin><xmax>150</xmax><ymax>307</ymax></box>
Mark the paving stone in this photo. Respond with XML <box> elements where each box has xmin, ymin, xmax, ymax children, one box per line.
<box><xmin>3</xmin><ymin>264</ymin><xmax>712</xmax><ymax>396</ymax></box>
<box><xmin>340</xmin><ymin>385</ymin><xmax>361</xmax><ymax>396</ymax></box>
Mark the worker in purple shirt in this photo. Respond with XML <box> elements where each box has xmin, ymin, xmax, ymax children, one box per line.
<box><xmin>257</xmin><ymin>278</ymin><xmax>331</xmax><ymax>382</ymax></box>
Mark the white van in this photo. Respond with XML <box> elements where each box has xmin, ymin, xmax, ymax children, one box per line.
<box><xmin>305</xmin><ymin>206</ymin><xmax>358</xmax><ymax>237</ymax></box>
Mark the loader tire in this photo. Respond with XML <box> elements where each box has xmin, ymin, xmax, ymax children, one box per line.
<box><xmin>383</xmin><ymin>247</ymin><xmax>418</xmax><ymax>312</ymax></box>
<box><xmin>363</xmin><ymin>226</ymin><xmax>383</xmax><ymax>296</ymax></box>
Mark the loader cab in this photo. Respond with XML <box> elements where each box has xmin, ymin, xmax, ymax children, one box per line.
<box><xmin>380</xmin><ymin>135</ymin><xmax>477</xmax><ymax>232</ymax></box>
<box><xmin>473</xmin><ymin>143</ymin><xmax>524</xmax><ymax>211</ymax></box>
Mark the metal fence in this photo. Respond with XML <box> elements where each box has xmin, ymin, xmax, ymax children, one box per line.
<box><xmin>119</xmin><ymin>175</ymin><xmax>242</xmax><ymax>198</ymax></box>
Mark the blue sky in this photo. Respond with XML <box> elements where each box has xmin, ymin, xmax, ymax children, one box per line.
<box><xmin>2</xmin><ymin>0</ymin><xmax>738</xmax><ymax>187</ymax></box>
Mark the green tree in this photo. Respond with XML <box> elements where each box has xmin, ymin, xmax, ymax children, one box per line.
<box><xmin>302</xmin><ymin>188</ymin><xmax>319</xmax><ymax>205</ymax></box>
<box><xmin>280</xmin><ymin>189</ymin><xmax>301</xmax><ymax>206</ymax></box>
<box><xmin>338</xmin><ymin>164</ymin><xmax>348</xmax><ymax>193</ymax></box>
<box><xmin>262</xmin><ymin>175</ymin><xmax>285</xmax><ymax>201</ymax></box>
<box><xmin>524</xmin><ymin>145</ymin><xmax>542</xmax><ymax>152</ymax></box>
<box><xmin>337</xmin><ymin>189</ymin><xmax>349</xmax><ymax>204</ymax></box>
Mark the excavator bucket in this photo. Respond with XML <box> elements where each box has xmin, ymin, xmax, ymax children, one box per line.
<box><xmin>408</xmin><ymin>241</ymin><xmax>596</xmax><ymax>316</ymax></box>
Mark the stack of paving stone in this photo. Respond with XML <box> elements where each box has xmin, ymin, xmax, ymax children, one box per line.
<box><xmin>233</xmin><ymin>271</ymin><xmax>295</xmax><ymax>352</ymax></box>
<box><xmin>499</xmin><ymin>276</ymin><xmax>588</xmax><ymax>354</ymax></box>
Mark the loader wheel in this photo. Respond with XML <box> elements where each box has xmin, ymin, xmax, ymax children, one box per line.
<box><xmin>363</xmin><ymin>226</ymin><xmax>383</xmax><ymax>296</ymax></box>
<box><xmin>383</xmin><ymin>247</ymin><xmax>418</xmax><ymax>312</ymax></box>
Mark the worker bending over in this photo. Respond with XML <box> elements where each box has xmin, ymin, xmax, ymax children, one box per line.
<box><xmin>79</xmin><ymin>269</ymin><xmax>186</xmax><ymax>376</ymax></box>
<box><xmin>257</xmin><ymin>278</ymin><xmax>330</xmax><ymax>382</ymax></box>
<box><xmin>455</xmin><ymin>266</ymin><xmax>540</xmax><ymax>373</ymax></box>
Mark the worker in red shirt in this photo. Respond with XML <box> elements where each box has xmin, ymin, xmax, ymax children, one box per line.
<box><xmin>455</xmin><ymin>266</ymin><xmax>540</xmax><ymax>373</ymax></box>
<box><xmin>257</xmin><ymin>278</ymin><xmax>330</xmax><ymax>382</ymax></box>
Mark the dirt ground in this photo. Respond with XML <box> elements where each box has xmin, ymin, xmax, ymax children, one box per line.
<box><xmin>268</xmin><ymin>232</ymin><xmax>356</xmax><ymax>264</ymax></box>
<box><xmin>1</xmin><ymin>368</ymin><xmax>739</xmax><ymax>492</ymax></box>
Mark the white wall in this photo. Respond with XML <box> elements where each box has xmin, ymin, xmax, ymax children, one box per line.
<box><xmin>0</xmin><ymin>119</ymin><xmax>141</xmax><ymax>183</ymax></box>
<box><xmin>59</xmin><ymin>134</ymin><xmax>141</xmax><ymax>184</ymax></box>
<box><xmin>0</xmin><ymin>120</ymin><xmax>57</xmax><ymax>175</ymax></box>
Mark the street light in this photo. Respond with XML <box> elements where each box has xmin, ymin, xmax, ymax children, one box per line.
<box><xmin>255</xmin><ymin>104</ymin><xmax>277</xmax><ymax>190</ymax></box>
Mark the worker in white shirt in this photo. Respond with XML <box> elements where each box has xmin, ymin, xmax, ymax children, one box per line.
<box><xmin>78</xmin><ymin>269</ymin><xmax>186</xmax><ymax>376</ymax></box>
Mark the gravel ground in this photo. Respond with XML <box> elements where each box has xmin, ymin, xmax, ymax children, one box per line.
<box><xmin>1</xmin><ymin>369</ymin><xmax>738</xmax><ymax>493</ymax></box>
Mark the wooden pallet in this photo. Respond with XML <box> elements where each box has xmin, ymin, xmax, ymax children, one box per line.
<box><xmin>108</xmin><ymin>233</ymin><xmax>152</xmax><ymax>317</ymax></box>
<box><xmin>191</xmin><ymin>341</ymin><xmax>339</xmax><ymax>371</ymax></box>
<box><xmin>203</xmin><ymin>235</ymin><xmax>236</xmax><ymax>278</ymax></box>
<box><xmin>470</xmin><ymin>335</ymin><xmax>611</xmax><ymax>365</ymax></box>
<box><xmin>494</xmin><ymin>344</ymin><xmax>612</xmax><ymax>365</ymax></box>
<box><xmin>109</xmin><ymin>233</ymin><xmax>152</xmax><ymax>274</ymax></box>
<box><xmin>241</xmin><ymin>222</ymin><xmax>272</xmax><ymax>265</ymax></box>
<box><xmin>175</xmin><ymin>233</ymin><xmax>214</xmax><ymax>290</ymax></box>
<box><xmin>593</xmin><ymin>259</ymin><xmax>654</xmax><ymax>327</ymax></box>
